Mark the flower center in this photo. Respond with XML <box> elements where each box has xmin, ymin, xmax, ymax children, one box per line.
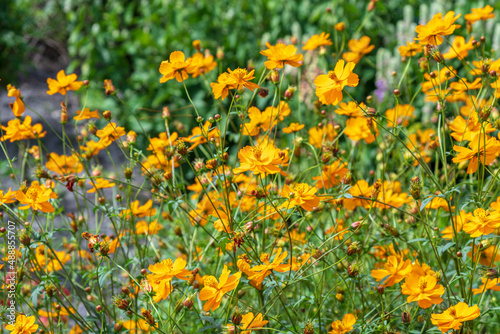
<box><xmin>204</xmin><ymin>275</ymin><xmax>218</xmax><ymax>288</ymax></box>
<box><xmin>418</xmin><ymin>278</ymin><xmax>428</xmax><ymax>291</ymax></box>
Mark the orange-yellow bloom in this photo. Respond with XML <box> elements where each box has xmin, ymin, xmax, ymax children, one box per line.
<box><xmin>385</xmin><ymin>104</ymin><xmax>415</xmax><ymax>127</ymax></box>
<box><xmin>45</xmin><ymin>153</ymin><xmax>84</xmax><ymax>175</ymax></box>
<box><xmin>342</xmin><ymin>36</ymin><xmax>375</xmax><ymax>63</ymax></box>
<box><xmin>16</xmin><ymin>181</ymin><xmax>56</xmax><ymax>213</ymax></box>
<box><xmin>96</xmin><ymin>122</ymin><xmax>126</xmax><ymax>146</ymax></box>
<box><xmin>452</xmin><ymin>134</ymin><xmax>499</xmax><ymax>174</ymax></box>
<box><xmin>0</xmin><ymin>116</ymin><xmax>46</xmax><ymax>142</ymax></box>
<box><xmin>464</xmin><ymin>5</ymin><xmax>495</xmax><ymax>24</ymax></box>
<box><xmin>240</xmin><ymin>312</ymin><xmax>269</xmax><ymax>334</ymax></box>
<box><xmin>401</xmin><ymin>275</ymin><xmax>445</xmax><ymax>309</ymax></box>
<box><xmin>303</xmin><ymin>32</ymin><xmax>333</xmax><ymax>50</ymax></box>
<box><xmin>472</xmin><ymin>277</ymin><xmax>500</xmax><ymax>295</ymax></box>
<box><xmin>211</xmin><ymin>68</ymin><xmax>260</xmax><ymax>100</ymax></box>
<box><xmin>147</xmin><ymin>258</ymin><xmax>191</xmax><ymax>302</ymax></box>
<box><xmin>199</xmin><ymin>266</ymin><xmax>241</xmax><ymax>311</ymax></box>
<box><xmin>260</xmin><ymin>42</ymin><xmax>303</xmax><ymax>69</ymax></box>
<box><xmin>233</xmin><ymin>140</ymin><xmax>288</xmax><ymax>177</ymax></box>
<box><xmin>159</xmin><ymin>51</ymin><xmax>194</xmax><ymax>83</ymax></box>
<box><xmin>74</xmin><ymin>108</ymin><xmax>100</xmax><ymax>121</ymax></box>
<box><xmin>344</xmin><ymin>116</ymin><xmax>378</xmax><ymax>143</ymax></box>
<box><xmin>314</xmin><ymin>60</ymin><xmax>359</xmax><ymax>105</ymax></box>
<box><xmin>188</xmin><ymin>52</ymin><xmax>217</xmax><ymax>78</ymax></box>
<box><xmin>443</xmin><ymin>36</ymin><xmax>474</xmax><ymax>60</ymax></box>
<box><xmin>282</xmin><ymin>122</ymin><xmax>305</xmax><ymax>133</ymax></box>
<box><xmin>398</xmin><ymin>42</ymin><xmax>423</xmax><ymax>57</ymax></box>
<box><xmin>46</xmin><ymin>70</ymin><xmax>83</xmax><ymax>95</ymax></box>
<box><xmin>431</xmin><ymin>302</ymin><xmax>480</xmax><ymax>333</ymax></box>
<box><xmin>281</xmin><ymin>183</ymin><xmax>320</xmax><ymax>211</ymax></box>
<box><xmin>312</xmin><ymin>160</ymin><xmax>348</xmax><ymax>189</ymax></box>
<box><xmin>248</xmin><ymin>248</ymin><xmax>291</xmax><ymax>285</ymax></box>
<box><xmin>415</xmin><ymin>11</ymin><xmax>461</xmax><ymax>45</ymax></box>
<box><xmin>6</xmin><ymin>314</ymin><xmax>38</xmax><ymax>334</ymax></box>
<box><xmin>7</xmin><ymin>84</ymin><xmax>25</xmax><ymax>117</ymax></box>
<box><xmin>462</xmin><ymin>208</ymin><xmax>500</xmax><ymax>238</ymax></box>
<box><xmin>0</xmin><ymin>188</ymin><xmax>16</xmax><ymax>204</ymax></box>
<box><xmin>87</xmin><ymin>178</ymin><xmax>116</xmax><ymax>193</ymax></box>
<box><xmin>371</xmin><ymin>256</ymin><xmax>412</xmax><ymax>287</ymax></box>
<box><xmin>328</xmin><ymin>313</ymin><xmax>356</xmax><ymax>334</ymax></box>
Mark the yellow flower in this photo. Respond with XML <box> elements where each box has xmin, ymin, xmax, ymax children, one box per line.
<box><xmin>6</xmin><ymin>314</ymin><xmax>38</xmax><ymax>334</ymax></box>
<box><xmin>233</xmin><ymin>140</ymin><xmax>288</xmax><ymax>177</ymax></box>
<box><xmin>121</xmin><ymin>200</ymin><xmax>157</xmax><ymax>218</ymax></box>
<box><xmin>344</xmin><ymin>116</ymin><xmax>378</xmax><ymax>143</ymax></box>
<box><xmin>7</xmin><ymin>84</ymin><xmax>25</xmax><ymax>117</ymax></box>
<box><xmin>472</xmin><ymin>277</ymin><xmax>500</xmax><ymax>295</ymax></box>
<box><xmin>462</xmin><ymin>208</ymin><xmax>500</xmax><ymax>238</ymax></box>
<box><xmin>398</xmin><ymin>41</ymin><xmax>423</xmax><ymax>57</ymax></box>
<box><xmin>312</xmin><ymin>160</ymin><xmax>348</xmax><ymax>189</ymax></box>
<box><xmin>159</xmin><ymin>51</ymin><xmax>195</xmax><ymax>83</ymax></box>
<box><xmin>248</xmin><ymin>248</ymin><xmax>290</xmax><ymax>285</ymax></box>
<box><xmin>45</xmin><ymin>153</ymin><xmax>84</xmax><ymax>175</ymax></box>
<box><xmin>314</xmin><ymin>59</ymin><xmax>359</xmax><ymax>106</ymax></box>
<box><xmin>282</xmin><ymin>122</ymin><xmax>305</xmax><ymax>134</ymax></box>
<box><xmin>308</xmin><ymin>123</ymin><xmax>338</xmax><ymax>148</ymax></box>
<box><xmin>74</xmin><ymin>108</ymin><xmax>100</xmax><ymax>121</ymax></box>
<box><xmin>122</xmin><ymin>319</ymin><xmax>152</xmax><ymax>334</ymax></box>
<box><xmin>442</xmin><ymin>36</ymin><xmax>474</xmax><ymax>60</ymax></box>
<box><xmin>34</xmin><ymin>245</ymin><xmax>70</xmax><ymax>271</ymax></box>
<box><xmin>385</xmin><ymin>104</ymin><xmax>415</xmax><ymax>127</ymax></box>
<box><xmin>441</xmin><ymin>210</ymin><xmax>472</xmax><ymax>240</ymax></box>
<box><xmin>146</xmin><ymin>258</ymin><xmax>191</xmax><ymax>302</ymax></box>
<box><xmin>260</xmin><ymin>42</ymin><xmax>303</xmax><ymax>69</ymax></box>
<box><xmin>0</xmin><ymin>116</ymin><xmax>46</xmax><ymax>142</ymax></box>
<box><xmin>302</xmin><ymin>32</ymin><xmax>333</xmax><ymax>51</ymax></box>
<box><xmin>135</xmin><ymin>220</ymin><xmax>163</xmax><ymax>235</ymax></box>
<box><xmin>281</xmin><ymin>183</ymin><xmax>320</xmax><ymax>211</ymax></box>
<box><xmin>0</xmin><ymin>188</ymin><xmax>16</xmax><ymax>204</ymax></box>
<box><xmin>210</xmin><ymin>68</ymin><xmax>260</xmax><ymax>100</ymax></box>
<box><xmin>342</xmin><ymin>36</ymin><xmax>375</xmax><ymax>63</ymax></box>
<box><xmin>328</xmin><ymin>313</ymin><xmax>356</xmax><ymax>334</ymax></box>
<box><xmin>371</xmin><ymin>256</ymin><xmax>412</xmax><ymax>287</ymax></box>
<box><xmin>465</xmin><ymin>5</ymin><xmax>495</xmax><ymax>24</ymax></box>
<box><xmin>414</xmin><ymin>11</ymin><xmax>461</xmax><ymax>45</ymax></box>
<box><xmin>96</xmin><ymin>122</ymin><xmax>126</xmax><ymax>146</ymax></box>
<box><xmin>16</xmin><ymin>181</ymin><xmax>56</xmax><ymax>213</ymax></box>
<box><xmin>401</xmin><ymin>275</ymin><xmax>445</xmax><ymax>309</ymax></box>
<box><xmin>240</xmin><ymin>312</ymin><xmax>269</xmax><ymax>333</ymax></box>
<box><xmin>335</xmin><ymin>101</ymin><xmax>366</xmax><ymax>117</ymax></box>
<box><xmin>87</xmin><ymin>178</ymin><xmax>116</xmax><ymax>193</ymax></box>
<box><xmin>199</xmin><ymin>265</ymin><xmax>241</xmax><ymax>311</ymax></box>
<box><xmin>431</xmin><ymin>302</ymin><xmax>480</xmax><ymax>333</ymax></box>
<box><xmin>452</xmin><ymin>134</ymin><xmax>500</xmax><ymax>174</ymax></box>
<box><xmin>46</xmin><ymin>70</ymin><xmax>83</xmax><ymax>95</ymax></box>
<box><xmin>188</xmin><ymin>52</ymin><xmax>217</xmax><ymax>78</ymax></box>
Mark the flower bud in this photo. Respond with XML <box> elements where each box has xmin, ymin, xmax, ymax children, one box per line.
<box><xmin>402</xmin><ymin>311</ymin><xmax>411</xmax><ymax>323</ymax></box>
<box><xmin>284</xmin><ymin>86</ymin><xmax>296</xmax><ymax>100</ymax></box>
<box><xmin>335</xmin><ymin>22</ymin><xmax>345</xmax><ymax>32</ymax></box>
<box><xmin>270</xmin><ymin>70</ymin><xmax>280</xmax><ymax>84</ymax></box>
<box><xmin>103</xmin><ymin>110</ymin><xmax>111</xmax><ymax>120</ymax></box>
<box><xmin>258</xmin><ymin>88</ymin><xmax>269</xmax><ymax>98</ymax></box>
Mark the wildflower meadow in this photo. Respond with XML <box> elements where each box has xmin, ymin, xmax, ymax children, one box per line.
<box><xmin>2</xmin><ymin>1</ymin><xmax>500</xmax><ymax>334</ymax></box>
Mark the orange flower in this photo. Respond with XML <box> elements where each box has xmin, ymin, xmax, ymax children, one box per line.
<box><xmin>189</xmin><ymin>195</ymin><xmax>221</xmax><ymax>226</ymax></box>
<box><xmin>401</xmin><ymin>275</ymin><xmax>445</xmax><ymax>309</ymax></box>
<box><xmin>199</xmin><ymin>265</ymin><xmax>241</xmax><ymax>311</ymax></box>
<box><xmin>46</xmin><ymin>70</ymin><xmax>83</xmax><ymax>95</ymax></box>
<box><xmin>210</xmin><ymin>68</ymin><xmax>260</xmax><ymax>100</ymax></box>
<box><xmin>45</xmin><ymin>153</ymin><xmax>84</xmax><ymax>175</ymax></box>
<box><xmin>303</xmin><ymin>32</ymin><xmax>333</xmax><ymax>50</ymax></box>
<box><xmin>465</xmin><ymin>5</ymin><xmax>495</xmax><ymax>24</ymax></box>
<box><xmin>472</xmin><ymin>277</ymin><xmax>500</xmax><ymax>295</ymax></box>
<box><xmin>452</xmin><ymin>134</ymin><xmax>500</xmax><ymax>174</ymax></box>
<box><xmin>371</xmin><ymin>255</ymin><xmax>412</xmax><ymax>287</ymax></box>
<box><xmin>443</xmin><ymin>36</ymin><xmax>474</xmax><ymax>60</ymax></box>
<box><xmin>312</xmin><ymin>160</ymin><xmax>348</xmax><ymax>189</ymax></box>
<box><xmin>240</xmin><ymin>312</ymin><xmax>269</xmax><ymax>334</ymax></box>
<box><xmin>431</xmin><ymin>302</ymin><xmax>480</xmax><ymax>333</ymax></box>
<box><xmin>462</xmin><ymin>208</ymin><xmax>500</xmax><ymax>238</ymax></box>
<box><xmin>398</xmin><ymin>42</ymin><xmax>423</xmax><ymax>57</ymax></box>
<box><xmin>344</xmin><ymin>116</ymin><xmax>378</xmax><ymax>143</ymax></box>
<box><xmin>468</xmin><ymin>245</ymin><xmax>500</xmax><ymax>266</ymax></box>
<box><xmin>248</xmin><ymin>248</ymin><xmax>290</xmax><ymax>285</ymax></box>
<box><xmin>188</xmin><ymin>52</ymin><xmax>217</xmax><ymax>78</ymax></box>
<box><xmin>34</xmin><ymin>245</ymin><xmax>70</xmax><ymax>271</ymax></box>
<box><xmin>5</xmin><ymin>314</ymin><xmax>38</xmax><ymax>334</ymax></box>
<box><xmin>328</xmin><ymin>313</ymin><xmax>356</xmax><ymax>334</ymax></box>
<box><xmin>135</xmin><ymin>220</ymin><xmax>163</xmax><ymax>235</ymax></box>
<box><xmin>0</xmin><ymin>188</ymin><xmax>16</xmax><ymax>204</ymax></box>
<box><xmin>74</xmin><ymin>108</ymin><xmax>100</xmax><ymax>121</ymax></box>
<box><xmin>121</xmin><ymin>200</ymin><xmax>157</xmax><ymax>218</ymax></box>
<box><xmin>146</xmin><ymin>258</ymin><xmax>191</xmax><ymax>302</ymax></box>
<box><xmin>7</xmin><ymin>84</ymin><xmax>25</xmax><ymax>117</ymax></box>
<box><xmin>159</xmin><ymin>51</ymin><xmax>195</xmax><ymax>83</ymax></box>
<box><xmin>211</xmin><ymin>205</ymin><xmax>233</xmax><ymax>233</ymax></box>
<box><xmin>441</xmin><ymin>210</ymin><xmax>472</xmax><ymax>240</ymax></box>
<box><xmin>308</xmin><ymin>123</ymin><xmax>338</xmax><ymax>148</ymax></box>
<box><xmin>314</xmin><ymin>59</ymin><xmax>359</xmax><ymax>106</ymax></box>
<box><xmin>449</xmin><ymin>112</ymin><xmax>495</xmax><ymax>142</ymax></box>
<box><xmin>281</xmin><ymin>183</ymin><xmax>320</xmax><ymax>211</ymax></box>
<box><xmin>282</xmin><ymin>122</ymin><xmax>305</xmax><ymax>133</ymax></box>
<box><xmin>96</xmin><ymin>122</ymin><xmax>126</xmax><ymax>146</ymax></box>
<box><xmin>342</xmin><ymin>36</ymin><xmax>375</xmax><ymax>63</ymax></box>
<box><xmin>343</xmin><ymin>180</ymin><xmax>372</xmax><ymax>210</ymax></box>
<box><xmin>0</xmin><ymin>116</ymin><xmax>46</xmax><ymax>142</ymax></box>
<box><xmin>16</xmin><ymin>181</ymin><xmax>56</xmax><ymax>213</ymax></box>
<box><xmin>415</xmin><ymin>11</ymin><xmax>461</xmax><ymax>45</ymax></box>
<box><xmin>335</xmin><ymin>101</ymin><xmax>366</xmax><ymax>117</ymax></box>
<box><xmin>233</xmin><ymin>140</ymin><xmax>288</xmax><ymax>177</ymax></box>
<box><xmin>260</xmin><ymin>42</ymin><xmax>303</xmax><ymax>69</ymax></box>
<box><xmin>325</xmin><ymin>219</ymin><xmax>349</xmax><ymax>241</ymax></box>
<box><xmin>385</xmin><ymin>104</ymin><xmax>415</xmax><ymax>127</ymax></box>
<box><xmin>87</xmin><ymin>178</ymin><xmax>116</xmax><ymax>193</ymax></box>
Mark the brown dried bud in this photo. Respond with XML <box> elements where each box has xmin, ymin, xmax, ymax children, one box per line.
<box><xmin>402</xmin><ymin>311</ymin><xmax>411</xmax><ymax>323</ymax></box>
<box><xmin>96</xmin><ymin>305</ymin><xmax>104</xmax><ymax>313</ymax></box>
<box><xmin>140</xmin><ymin>268</ymin><xmax>148</xmax><ymax>276</ymax></box>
